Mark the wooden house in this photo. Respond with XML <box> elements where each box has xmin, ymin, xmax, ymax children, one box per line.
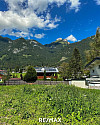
<box><xmin>34</xmin><ymin>67</ymin><xmax>59</xmax><ymax>79</ymax></box>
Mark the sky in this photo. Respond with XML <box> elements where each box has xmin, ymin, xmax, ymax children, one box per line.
<box><xmin>0</xmin><ymin>0</ymin><xmax>100</xmax><ymax>45</ymax></box>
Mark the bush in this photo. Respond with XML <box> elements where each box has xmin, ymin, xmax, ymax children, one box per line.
<box><xmin>57</xmin><ymin>78</ymin><xmax>63</xmax><ymax>81</ymax></box>
<box><xmin>24</xmin><ymin>66</ymin><xmax>37</xmax><ymax>82</ymax></box>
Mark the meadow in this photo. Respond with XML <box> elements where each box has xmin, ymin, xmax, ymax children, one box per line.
<box><xmin>0</xmin><ymin>84</ymin><xmax>100</xmax><ymax>125</ymax></box>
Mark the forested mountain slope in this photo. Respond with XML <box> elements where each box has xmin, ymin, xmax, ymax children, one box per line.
<box><xmin>0</xmin><ymin>35</ymin><xmax>95</xmax><ymax>68</ymax></box>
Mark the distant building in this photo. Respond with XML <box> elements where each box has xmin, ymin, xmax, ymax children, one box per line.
<box><xmin>0</xmin><ymin>77</ymin><xmax>2</xmax><ymax>82</ymax></box>
<box><xmin>34</xmin><ymin>67</ymin><xmax>59</xmax><ymax>79</ymax></box>
<box><xmin>85</xmin><ymin>57</ymin><xmax>100</xmax><ymax>86</ymax></box>
<box><xmin>0</xmin><ymin>70</ymin><xmax>6</xmax><ymax>76</ymax></box>
<box><xmin>0</xmin><ymin>70</ymin><xmax>7</xmax><ymax>83</ymax></box>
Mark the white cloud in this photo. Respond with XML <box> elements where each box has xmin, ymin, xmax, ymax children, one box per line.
<box><xmin>66</xmin><ymin>35</ymin><xmax>77</xmax><ymax>42</ymax></box>
<box><xmin>34</xmin><ymin>33</ymin><xmax>45</xmax><ymax>39</ymax></box>
<box><xmin>95</xmin><ymin>0</ymin><xmax>100</xmax><ymax>5</ymax></box>
<box><xmin>0</xmin><ymin>0</ymin><xmax>81</xmax><ymax>37</ymax></box>
<box><xmin>68</xmin><ymin>0</ymin><xmax>81</xmax><ymax>12</ymax></box>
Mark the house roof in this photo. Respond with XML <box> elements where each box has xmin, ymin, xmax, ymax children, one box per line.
<box><xmin>85</xmin><ymin>57</ymin><xmax>100</xmax><ymax>68</ymax></box>
<box><xmin>34</xmin><ymin>67</ymin><xmax>59</xmax><ymax>73</ymax></box>
<box><xmin>0</xmin><ymin>74</ymin><xmax>3</xmax><ymax>76</ymax></box>
<box><xmin>0</xmin><ymin>70</ymin><xmax>7</xmax><ymax>75</ymax></box>
<box><xmin>9</xmin><ymin>78</ymin><xmax>21</xmax><ymax>81</ymax></box>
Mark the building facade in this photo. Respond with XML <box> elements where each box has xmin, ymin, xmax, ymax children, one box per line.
<box><xmin>34</xmin><ymin>67</ymin><xmax>59</xmax><ymax>79</ymax></box>
<box><xmin>85</xmin><ymin>57</ymin><xmax>100</xmax><ymax>86</ymax></box>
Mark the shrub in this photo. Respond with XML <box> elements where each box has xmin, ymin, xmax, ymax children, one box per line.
<box><xmin>24</xmin><ymin>66</ymin><xmax>37</xmax><ymax>82</ymax></box>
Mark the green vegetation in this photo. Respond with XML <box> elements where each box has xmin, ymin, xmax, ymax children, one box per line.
<box><xmin>43</xmin><ymin>70</ymin><xmax>46</xmax><ymax>80</ymax></box>
<box><xmin>12</xmin><ymin>73</ymin><xmax>26</xmax><ymax>78</ymax></box>
<box><xmin>85</xmin><ymin>27</ymin><xmax>100</xmax><ymax>63</ymax></box>
<box><xmin>59</xmin><ymin>62</ymin><xmax>71</xmax><ymax>80</ymax></box>
<box><xmin>59</xmin><ymin>48</ymin><xmax>83</xmax><ymax>80</ymax></box>
<box><xmin>23</xmin><ymin>54</ymin><xmax>32</xmax><ymax>58</ymax></box>
<box><xmin>0</xmin><ymin>84</ymin><xmax>100</xmax><ymax>124</ymax></box>
<box><xmin>0</xmin><ymin>34</ymin><xmax>95</xmax><ymax>68</ymax></box>
<box><xmin>0</xmin><ymin>55</ymin><xmax>7</xmax><ymax>60</ymax></box>
<box><xmin>69</xmin><ymin>48</ymin><xmax>83</xmax><ymax>79</ymax></box>
<box><xmin>24</xmin><ymin>66</ymin><xmax>37</xmax><ymax>82</ymax></box>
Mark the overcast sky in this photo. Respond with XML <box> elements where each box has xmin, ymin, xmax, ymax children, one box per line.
<box><xmin>0</xmin><ymin>0</ymin><xmax>100</xmax><ymax>44</ymax></box>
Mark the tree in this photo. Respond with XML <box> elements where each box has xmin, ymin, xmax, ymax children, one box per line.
<box><xmin>85</xmin><ymin>27</ymin><xmax>100</xmax><ymax>62</ymax></box>
<box><xmin>2</xmin><ymin>69</ymin><xmax>11</xmax><ymax>83</ymax></box>
<box><xmin>15</xmin><ymin>66</ymin><xmax>19</xmax><ymax>73</ymax></box>
<box><xmin>24</xmin><ymin>66</ymin><xmax>37</xmax><ymax>82</ymax></box>
<box><xmin>20</xmin><ymin>74</ymin><xmax>23</xmax><ymax>80</ymax></box>
<box><xmin>51</xmin><ymin>74</ymin><xmax>54</xmax><ymax>81</ymax></box>
<box><xmin>19</xmin><ymin>68</ymin><xmax>23</xmax><ymax>73</ymax></box>
<box><xmin>6</xmin><ymin>69</ymin><xmax>12</xmax><ymax>80</ymax></box>
<box><xmin>55</xmin><ymin>72</ymin><xmax>58</xmax><ymax>81</ymax></box>
<box><xmin>43</xmin><ymin>70</ymin><xmax>46</xmax><ymax>80</ymax></box>
<box><xmin>69</xmin><ymin>48</ymin><xmax>83</xmax><ymax>79</ymax></box>
<box><xmin>59</xmin><ymin>62</ymin><xmax>71</xmax><ymax>81</ymax></box>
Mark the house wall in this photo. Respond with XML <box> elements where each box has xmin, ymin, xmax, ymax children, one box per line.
<box><xmin>90</xmin><ymin>64</ymin><xmax>100</xmax><ymax>77</ymax></box>
<box><xmin>37</xmin><ymin>76</ymin><xmax>57</xmax><ymax>79</ymax></box>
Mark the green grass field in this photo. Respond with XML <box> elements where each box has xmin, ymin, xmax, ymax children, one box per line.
<box><xmin>0</xmin><ymin>84</ymin><xmax>100</xmax><ymax>125</ymax></box>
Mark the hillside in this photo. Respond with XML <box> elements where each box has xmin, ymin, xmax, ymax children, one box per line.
<box><xmin>0</xmin><ymin>35</ymin><xmax>95</xmax><ymax>68</ymax></box>
<box><xmin>45</xmin><ymin>36</ymin><xmax>95</xmax><ymax>65</ymax></box>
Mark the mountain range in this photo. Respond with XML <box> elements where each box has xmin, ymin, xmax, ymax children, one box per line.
<box><xmin>0</xmin><ymin>35</ymin><xmax>95</xmax><ymax>69</ymax></box>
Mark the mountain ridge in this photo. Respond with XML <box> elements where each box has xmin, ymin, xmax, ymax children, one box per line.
<box><xmin>0</xmin><ymin>35</ymin><xmax>95</xmax><ymax>69</ymax></box>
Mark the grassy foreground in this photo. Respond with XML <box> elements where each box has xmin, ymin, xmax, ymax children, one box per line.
<box><xmin>0</xmin><ymin>84</ymin><xmax>100</xmax><ymax>125</ymax></box>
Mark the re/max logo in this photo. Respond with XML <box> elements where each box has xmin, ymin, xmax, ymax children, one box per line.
<box><xmin>39</xmin><ymin>118</ymin><xmax>61</xmax><ymax>123</ymax></box>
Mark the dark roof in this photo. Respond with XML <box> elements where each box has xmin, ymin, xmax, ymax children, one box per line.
<box><xmin>85</xmin><ymin>57</ymin><xmax>100</xmax><ymax>68</ymax></box>
<box><xmin>34</xmin><ymin>67</ymin><xmax>59</xmax><ymax>73</ymax></box>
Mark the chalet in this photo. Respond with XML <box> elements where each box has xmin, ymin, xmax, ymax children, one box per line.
<box><xmin>85</xmin><ymin>57</ymin><xmax>100</xmax><ymax>86</ymax></box>
<box><xmin>34</xmin><ymin>67</ymin><xmax>59</xmax><ymax>79</ymax></box>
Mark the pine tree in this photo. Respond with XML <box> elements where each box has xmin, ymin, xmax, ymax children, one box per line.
<box><xmin>69</xmin><ymin>48</ymin><xmax>83</xmax><ymax>79</ymax></box>
<box><xmin>15</xmin><ymin>66</ymin><xmax>19</xmax><ymax>73</ymax></box>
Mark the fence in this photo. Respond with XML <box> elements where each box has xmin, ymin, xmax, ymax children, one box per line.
<box><xmin>35</xmin><ymin>80</ymin><xmax>69</xmax><ymax>85</ymax></box>
<box><xmin>88</xmin><ymin>86</ymin><xmax>100</xmax><ymax>89</ymax></box>
<box><xmin>5</xmin><ymin>80</ymin><xmax>27</xmax><ymax>85</ymax></box>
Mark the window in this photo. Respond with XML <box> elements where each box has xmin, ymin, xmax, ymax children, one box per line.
<box><xmin>92</xmin><ymin>70</ymin><xmax>94</xmax><ymax>73</ymax></box>
<box><xmin>98</xmin><ymin>65</ymin><xmax>100</xmax><ymax>69</ymax></box>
